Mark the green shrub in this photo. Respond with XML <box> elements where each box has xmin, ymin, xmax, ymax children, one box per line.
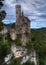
<box><xmin>15</xmin><ymin>36</ymin><xmax>22</xmax><ymax>46</ymax></box>
<box><xmin>23</xmin><ymin>61</ymin><xmax>35</xmax><ymax>65</ymax></box>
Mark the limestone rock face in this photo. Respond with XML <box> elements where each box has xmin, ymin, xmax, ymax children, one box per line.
<box><xmin>21</xmin><ymin>34</ymin><xmax>29</xmax><ymax>46</ymax></box>
<box><xmin>10</xmin><ymin>29</ymin><xmax>17</xmax><ymax>41</ymax></box>
<box><xmin>0</xmin><ymin>27</ymin><xmax>8</xmax><ymax>35</ymax></box>
<box><xmin>11</xmin><ymin>43</ymin><xmax>27</xmax><ymax>58</ymax></box>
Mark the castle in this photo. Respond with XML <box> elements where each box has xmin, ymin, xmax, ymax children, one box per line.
<box><xmin>0</xmin><ymin>4</ymin><xmax>30</xmax><ymax>46</ymax></box>
<box><xmin>0</xmin><ymin>4</ymin><xmax>38</xmax><ymax>64</ymax></box>
<box><xmin>15</xmin><ymin>5</ymin><xmax>30</xmax><ymax>35</ymax></box>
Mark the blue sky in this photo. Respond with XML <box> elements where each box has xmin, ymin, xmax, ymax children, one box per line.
<box><xmin>1</xmin><ymin>0</ymin><xmax>46</xmax><ymax>29</ymax></box>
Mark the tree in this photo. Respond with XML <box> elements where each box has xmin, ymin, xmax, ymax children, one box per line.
<box><xmin>23</xmin><ymin>61</ymin><xmax>35</xmax><ymax>65</ymax></box>
<box><xmin>0</xmin><ymin>1</ymin><xmax>6</xmax><ymax>21</ymax></box>
<box><xmin>0</xmin><ymin>0</ymin><xmax>7</xmax><ymax>65</ymax></box>
<box><xmin>0</xmin><ymin>37</ymin><xmax>8</xmax><ymax>65</ymax></box>
<box><xmin>0</xmin><ymin>0</ymin><xmax>6</xmax><ymax>31</ymax></box>
<box><xmin>15</xmin><ymin>36</ymin><xmax>22</xmax><ymax>46</ymax></box>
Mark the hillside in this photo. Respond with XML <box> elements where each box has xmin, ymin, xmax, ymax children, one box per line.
<box><xmin>0</xmin><ymin>24</ymin><xmax>46</xmax><ymax>65</ymax></box>
<box><xmin>31</xmin><ymin>28</ymin><xmax>46</xmax><ymax>53</ymax></box>
<box><xmin>31</xmin><ymin>28</ymin><xmax>46</xmax><ymax>65</ymax></box>
<box><xmin>31</xmin><ymin>28</ymin><xmax>46</xmax><ymax>44</ymax></box>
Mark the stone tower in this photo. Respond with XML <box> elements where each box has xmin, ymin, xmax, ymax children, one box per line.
<box><xmin>16</xmin><ymin>5</ymin><xmax>21</xmax><ymax>22</ymax></box>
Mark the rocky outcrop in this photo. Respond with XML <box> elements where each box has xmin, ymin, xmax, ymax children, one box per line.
<box><xmin>10</xmin><ymin>29</ymin><xmax>17</xmax><ymax>41</ymax></box>
<box><xmin>21</xmin><ymin>34</ymin><xmax>30</xmax><ymax>46</ymax></box>
<box><xmin>0</xmin><ymin>27</ymin><xmax>8</xmax><ymax>35</ymax></box>
<box><xmin>11</xmin><ymin>43</ymin><xmax>27</xmax><ymax>58</ymax></box>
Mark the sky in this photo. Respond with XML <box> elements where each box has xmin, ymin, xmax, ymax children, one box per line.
<box><xmin>1</xmin><ymin>0</ymin><xmax>46</xmax><ymax>29</ymax></box>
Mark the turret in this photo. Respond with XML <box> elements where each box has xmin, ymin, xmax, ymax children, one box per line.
<box><xmin>16</xmin><ymin>5</ymin><xmax>21</xmax><ymax>22</ymax></box>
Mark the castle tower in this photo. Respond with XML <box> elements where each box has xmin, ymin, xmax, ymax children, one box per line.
<box><xmin>16</xmin><ymin>5</ymin><xmax>21</xmax><ymax>22</ymax></box>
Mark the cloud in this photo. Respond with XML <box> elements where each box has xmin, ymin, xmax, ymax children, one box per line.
<box><xmin>3</xmin><ymin>0</ymin><xmax>46</xmax><ymax>28</ymax></box>
<box><xmin>31</xmin><ymin>21</ymin><xmax>46</xmax><ymax>29</ymax></box>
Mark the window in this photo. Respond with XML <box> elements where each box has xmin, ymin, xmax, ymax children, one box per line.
<box><xmin>22</xmin><ymin>18</ymin><xmax>25</xmax><ymax>21</ymax></box>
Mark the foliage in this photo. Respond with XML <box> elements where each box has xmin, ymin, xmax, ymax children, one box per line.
<box><xmin>23</xmin><ymin>60</ymin><xmax>35</xmax><ymax>65</ymax></box>
<box><xmin>4</xmin><ymin>39</ymin><xmax>11</xmax><ymax>54</ymax></box>
<box><xmin>0</xmin><ymin>1</ymin><xmax>3</xmax><ymax>9</ymax></box>
<box><xmin>31</xmin><ymin>28</ymin><xmax>46</xmax><ymax>65</ymax></box>
<box><xmin>26</xmin><ymin>41</ymin><xmax>35</xmax><ymax>49</ymax></box>
<box><xmin>15</xmin><ymin>36</ymin><xmax>22</xmax><ymax>46</ymax></box>
<box><xmin>0</xmin><ymin>35</ymin><xmax>11</xmax><ymax>65</ymax></box>
<box><xmin>0</xmin><ymin>26</ymin><xmax>46</xmax><ymax>65</ymax></box>
<box><xmin>0</xmin><ymin>38</ymin><xmax>8</xmax><ymax>65</ymax></box>
<box><xmin>0</xmin><ymin>0</ymin><xmax>6</xmax><ymax>31</ymax></box>
<box><xmin>0</xmin><ymin>0</ymin><xmax>6</xmax><ymax>21</ymax></box>
<box><xmin>0</xmin><ymin>10</ymin><xmax>6</xmax><ymax>21</ymax></box>
<box><xmin>8</xmin><ymin>58</ymin><xmax>22</xmax><ymax>65</ymax></box>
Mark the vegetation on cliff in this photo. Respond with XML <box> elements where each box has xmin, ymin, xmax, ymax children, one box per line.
<box><xmin>0</xmin><ymin>27</ymin><xmax>46</xmax><ymax>65</ymax></box>
<box><xmin>31</xmin><ymin>28</ymin><xmax>46</xmax><ymax>65</ymax></box>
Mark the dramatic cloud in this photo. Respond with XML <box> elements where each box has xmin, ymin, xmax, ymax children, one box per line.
<box><xmin>2</xmin><ymin>0</ymin><xmax>46</xmax><ymax>28</ymax></box>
